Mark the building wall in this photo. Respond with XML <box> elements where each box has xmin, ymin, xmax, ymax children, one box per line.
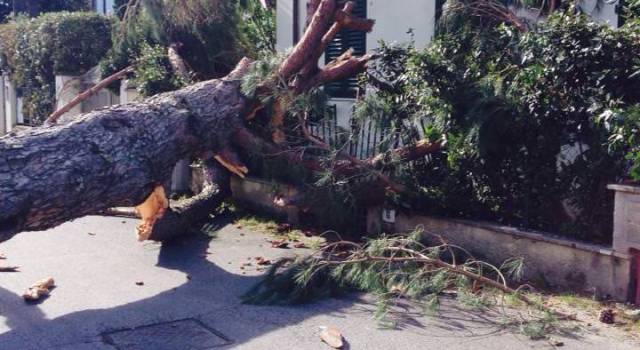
<box><xmin>582</xmin><ymin>0</ymin><xmax>619</xmax><ymax>27</ymax></box>
<box><xmin>93</xmin><ymin>0</ymin><xmax>115</xmax><ymax>15</ymax></box>
<box><xmin>366</xmin><ymin>0</ymin><xmax>435</xmax><ymax>49</ymax></box>
<box><xmin>276</xmin><ymin>0</ymin><xmax>436</xmax><ymax>131</ymax></box>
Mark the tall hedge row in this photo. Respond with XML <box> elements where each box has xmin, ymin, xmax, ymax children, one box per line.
<box><xmin>0</xmin><ymin>12</ymin><xmax>112</xmax><ymax>124</ymax></box>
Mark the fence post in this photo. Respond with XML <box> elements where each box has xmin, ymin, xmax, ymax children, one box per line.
<box><xmin>0</xmin><ymin>74</ymin><xmax>5</xmax><ymax>135</ymax></box>
<box><xmin>608</xmin><ymin>184</ymin><xmax>640</xmax><ymax>302</ymax></box>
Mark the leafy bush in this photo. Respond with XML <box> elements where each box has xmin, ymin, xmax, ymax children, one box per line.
<box><xmin>359</xmin><ymin>13</ymin><xmax>640</xmax><ymax>243</ymax></box>
<box><xmin>133</xmin><ymin>43</ymin><xmax>186</xmax><ymax>97</ymax></box>
<box><xmin>0</xmin><ymin>12</ymin><xmax>112</xmax><ymax>124</ymax></box>
<box><xmin>236</xmin><ymin>0</ymin><xmax>276</xmax><ymax>56</ymax></box>
<box><xmin>101</xmin><ymin>0</ymin><xmax>275</xmax><ymax>96</ymax></box>
<box><xmin>53</xmin><ymin>13</ymin><xmax>113</xmax><ymax>75</ymax></box>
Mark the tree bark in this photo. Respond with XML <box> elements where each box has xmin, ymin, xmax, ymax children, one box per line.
<box><xmin>0</xmin><ymin>60</ymin><xmax>251</xmax><ymax>242</ymax></box>
<box><xmin>0</xmin><ymin>0</ymin><xmax>410</xmax><ymax>243</ymax></box>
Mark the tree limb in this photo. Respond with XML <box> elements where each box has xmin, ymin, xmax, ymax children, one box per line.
<box><xmin>45</xmin><ymin>66</ymin><xmax>134</xmax><ymax>125</ymax></box>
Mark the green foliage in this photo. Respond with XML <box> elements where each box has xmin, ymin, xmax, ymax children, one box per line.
<box><xmin>0</xmin><ymin>0</ymin><xmax>10</xmax><ymax>23</ymax></box>
<box><xmin>358</xmin><ymin>12</ymin><xmax>640</xmax><ymax>243</ymax></box>
<box><xmin>244</xmin><ymin>232</ymin><xmax>567</xmax><ymax>338</ymax></box>
<box><xmin>53</xmin><ymin>13</ymin><xmax>113</xmax><ymax>75</ymax></box>
<box><xmin>236</xmin><ymin>0</ymin><xmax>276</xmax><ymax>56</ymax></box>
<box><xmin>101</xmin><ymin>0</ymin><xmax>274</xmax><ymax>96</ymax></box>
<box><xmin>133</xmin><ymin>43</ymin><xmax>186</xmax><ymax>97</ymax></box>
<box><xmin>114</xmin><ymin>0</ymin><xmax>129</xmax><ymax>18</ymax></box>
<box><xmin>0</xmin><ymin>12</ymin><xmax>112</xmax><ymax>124</ymax></box>
<box><xmin>13</xmin><ymin>0</ymin><xmax>92</xmax><ymax>16</ymax></box>
<box><xmin>625</xmin><ymin>0</ymin><xmax>640</xmax><ymax>19</ymax></box>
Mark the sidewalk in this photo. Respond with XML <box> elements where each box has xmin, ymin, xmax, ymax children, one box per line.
<box><xmin>0</xmin><ymin>216</ymin><xmax>637</xmax><ymax>350</ymax></box>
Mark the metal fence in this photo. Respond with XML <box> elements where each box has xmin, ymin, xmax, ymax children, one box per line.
<box><xmin>308</xmin><ymin>104</ymin><xmax>392</xmax><ymax>160</ymax></box>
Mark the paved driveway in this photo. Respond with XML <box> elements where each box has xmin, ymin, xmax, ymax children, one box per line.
<box><xmin>0</xmin><ymin>216</ymin><xmax>637</xmax><ymax>349</ymax></box>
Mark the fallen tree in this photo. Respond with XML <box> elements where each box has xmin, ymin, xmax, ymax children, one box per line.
<box><xmin>0</xmin><ymin>0</ymin><xmax>440</xmax><ymax>242</ymax></box>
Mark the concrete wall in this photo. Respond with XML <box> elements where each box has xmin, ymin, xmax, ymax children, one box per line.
<box><xmin>120</xmin><ymin>80</ymin><xmax>141</xmax><ymax>104</ymax></box>
<box><xmin>367</xmin><ymin>207</ymin><xmax>633</xmax><ymax>301</ymax></box>
<box><xmin>4</xmin><ymin>77</ymin><xmax>17</xmax><ymax>132</ymax></box>
<box><xmin>230</xmin><ymin>177</ymin><xmax>300</xmax><ymax>223</ymax></box>
<box><xmin>55</xmin><ymin>75</ymin><xmax>84</xmax><ymax>119</ymax></box>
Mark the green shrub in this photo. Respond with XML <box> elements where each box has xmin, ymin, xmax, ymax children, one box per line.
<box><xmin>53</xmin><ymin>13</ymin><xmax>113</xmax><ymax>75</ymax></box>
<box><xmin>358</xmin><ymin>12</ymin><xmax>640</xmax><ymax>243</ymax></box>
<box><xmin>101</xmin><ymin>0</ymin><xmax>275</xmax><ymax>96</ymax></box>
<box><xmin>133</xmin><ymin>43</ymin><xmax>186</xmax><ymax>97</ymax></box>
<box><xmin>0</xmin><ymin>12</ymin><xmax>112</xmax><ymax>124</ymax></box>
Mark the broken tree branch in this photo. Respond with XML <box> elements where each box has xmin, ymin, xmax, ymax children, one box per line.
<box><xmin>0</xmin><ymin>0</ymin><xmax>391</xmax><ymax>242</ymax></box>
<box><xmin>45</xmin><ymin>66</ymin><xmax>134</xmax><ymax>125</ymax></box>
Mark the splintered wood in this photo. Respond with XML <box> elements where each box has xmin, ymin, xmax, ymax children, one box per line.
<box><xmin>319</xmin><ymin>326</ymin><xmax>344</xmax><ymax>349</ymax></box>
<box><xmin>23</xmin><ymin>277</ymin><xmax>55</xmax><ymax>302</ymax></box>
<box><xmin>135</xmin><ymin>186</ymin><xmax>169</xmax><ymax>241</ymax></box>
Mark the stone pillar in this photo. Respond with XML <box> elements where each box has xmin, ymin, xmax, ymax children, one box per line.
<box><xmin>4</xmin><ymin>77</ymin><xmax>17</xmax><ymax>132</ymax></box>
<box><xmin>119</xmin><ymin>79</ymin><xmax>140</xmax><ymax>104</ymax></box>
<box><xmin>0</xmin><ymin>74</ymin><xmax>5</xmax><ymax>135</ymax></box>
<box><xmin>55</xmin><ymin>75</ymin><xmax>83</xmax><ymax>120</ymax></box>
<box><xmin>608</xmin><ymin>184</ymin><xmax>640</xmax><ymax>253</ymax></box>
<box><xmin>16</xmin><ymin>97</ymin><xmax>23</xmax><ymax>124</ymax></box>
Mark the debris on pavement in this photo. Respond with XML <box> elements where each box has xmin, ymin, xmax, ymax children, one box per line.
<box><xmin>135</xmin><ymin>281</ymin><xmax>144</xmax><ymax>286</ymax></box>
<box><xmin>599</xmin><ymin>308</ymin><xmax>615</xmax><ymax>324</ymax></box>
<box><xmin>549</xmin><ymin>337</ymin><xmax>564</xmax><ymax>347</ymax></box>
<box><xmin>319</xmin><ymin>326</ymin><xmax>344</xmax><ymax>349</ymax></box>
<box><xmin>0</xmin><ymin>266</ymin><xmax>19</xmax><ymax>272</ymax></box>
<box><xmin>276</xmin><ymin>223</ymin><xmax>290</xmax><ymax>233</ymax></box>
<box><xmin>255</xmin><ymin>257</ymin><xmax>272</xmax><ymax>266</ymax></box>
<box><xmin>23</xmin><ymin>277</ymin><xmax>55</xmax><ymax>302</ymax></box>
<box><xmin>270</xmin><ymin>239</ymin><xmax>289</xmax><ymax>249</ymax></box>
<box><xmin>0</xmin><ymin>253</ymin><xmax>6</xmax><ymax>259</ymax></box>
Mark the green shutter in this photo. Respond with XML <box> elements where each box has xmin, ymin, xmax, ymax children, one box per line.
<box><xmin>324</xmin><ymin>0</ymin><xmax>367</xmax><ymax>98</ymax></box>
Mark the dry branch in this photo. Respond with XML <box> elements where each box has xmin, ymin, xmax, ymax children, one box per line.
<box><xmin>46</xmin><ymin>66</ymin><xmax>134</xmax><ymax>125</ymax></box>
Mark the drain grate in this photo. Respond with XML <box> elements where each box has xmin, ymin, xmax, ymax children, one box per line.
<box><xmin>102</xmin><ymin>318</ymin><xmax>232</xmax><ymax>350</ymax></box>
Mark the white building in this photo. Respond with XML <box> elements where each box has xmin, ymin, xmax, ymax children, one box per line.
<box><xmin>277</xmin><ymin>0</ymin><xmax>437</xmax><ymax>130</ymax></box>
<box><xmin>276</xmin><ymin>0</ymin><xmax>621</xmax><ymax>131</ymax></box>
<box><xmin>92</xmin><ymin>0</ymin><xmax>116</xmax><ymax>15</ymax></box>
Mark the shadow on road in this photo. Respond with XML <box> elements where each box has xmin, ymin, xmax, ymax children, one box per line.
<box><xmin>0</xmin><ymin>215</ymin><xmax>521</xmax><ymax>349</ymax></box>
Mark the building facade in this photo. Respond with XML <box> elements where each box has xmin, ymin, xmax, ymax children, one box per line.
<box><xmin>276</xmin><ymin>0</ymin><xmax>621</xmax><ymax>130</ymax></box>
<box><xmin>277</xmin><ymin>0</ymin><xmax>437</xmax><ymax>129</ymax></box>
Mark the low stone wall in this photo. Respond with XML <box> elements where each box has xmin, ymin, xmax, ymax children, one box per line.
<box><xmin>219</xmin><ymin>176</ymin><xmax>635</xmax><ymax>301</ymax></box>
<box><xmin>367</xmin><ymin>207</ymin><xmax>633</xmax><ymax>301</ymax></box>
<box><xmin>230</xmin><ymin>177</ymin><xmax>300</xmax><ymax>223</ymax></box>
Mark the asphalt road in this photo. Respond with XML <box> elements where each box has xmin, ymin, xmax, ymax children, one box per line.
<box><xmin>0</xmin><ymin>216</ymin><xmax>637</xmax><ymax>350</ymax></box>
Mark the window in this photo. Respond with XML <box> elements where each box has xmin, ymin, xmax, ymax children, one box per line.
<box><xmin>324</xmin><ymin>0</ymin><xmax>367</xmax><ymax>99</ymax></box>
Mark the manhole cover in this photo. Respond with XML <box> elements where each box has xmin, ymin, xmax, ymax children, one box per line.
<box><xmin>102</xmin><ymin>318</ymin><xmax>232</xmax><ymax>350</ymax></box>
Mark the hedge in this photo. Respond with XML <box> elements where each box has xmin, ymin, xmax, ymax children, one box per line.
<box><xmin>0</xmin><ymin>12</ymin><xmax>112</xmax><ymax>124</ymax></box>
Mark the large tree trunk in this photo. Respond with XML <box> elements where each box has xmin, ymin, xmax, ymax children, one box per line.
<box><xmin>0</xmin><ymin>0</ymin><xmax>439</xmax><ymax>243</ymax></box>
<box><xmin>0</xmin><ymin>63</ymin><xmax>250</xmax><ymax>241</ymax></box>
